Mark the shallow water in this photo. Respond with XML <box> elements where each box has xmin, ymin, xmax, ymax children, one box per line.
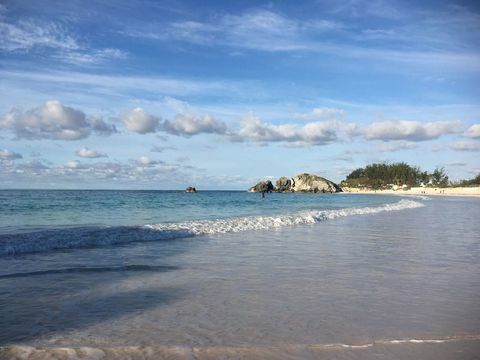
<box><xmin>0</xmin><ymin>192</ymin><xmax>479</xmax><ymax>359</ymax></box>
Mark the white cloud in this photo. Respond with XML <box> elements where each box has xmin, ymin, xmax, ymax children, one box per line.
<box><xmin>53</xmin><ymin>48</ymin><xmax>127</xmax><ymax>64</ymax></box>
<box><xmin>120</xmin><ymin>108</ymin><xmax>160</xmax><ymax>134</ymax></box>
<box><xmin>123</xmin><ymin>8</ymin><xmax>480</xmax><ymax>71</ymax></box>
<box><xmin>0</xmin><ymin>69</ymin><xmax>238</xmax><ymax>98</ymax></box>
<box><xmin>0</xmin><ymin>101</ymin><xmax>89</xmax><ymax>140</ymax></box>
<box><xmin>136</xmin><ymin>156</ymin><xmax>164</xmax><ymax>167</ymax></box>
<box><xmin>0</xmin><ymin>101</ymin><xmax>116</xmax><ymax>140</ymax></box>
<box><xmin>449</xmin><ymin>141</ymin><xmax>480</xmax><ymax>151</ymax></box>
<box><xmin>466</xmin><ymin>124</ymin><xmax>480</xmax><ymax>138</ymax></box>
<box><xmin>76</xmin><ymin>147</ymin><xmax>108</xmax><ymax>158</ymax></box>
<box><xmin>296</xmin><ymin>107</ymin><xmax>346</xmax><ymax>120</ymax></box>
<box><xmin>161</xmin><ymin>113</ymin><xmax>227</xmax><ymax>136</ymax></box>
<box><xmin>1</xmin><ymin>154</ymin><xmax>209</xmax><ymax>187</ymax></box>
<box><xmin>0</xmin><ymin>19</ymin><xmax>79</xmax><ymax>52</ymax></box>
<box><xmin>376</xmin><ymin>141</ymin><xmax>417</xmax><ymax>152</ymax></box>
<box><xmin>125</xmin><ymin>9</ymin><xmax>325</xmax><ymax>52</ymax></box>
<box><xmin>0</xmin><ymin>149</ymin><xmax>22</xmax><ymax>160</ymax></box>
<box><xmin>64</xmin><ymin>160</ymin><xmax>84</xmax><ymax>169</ymax></box>
<box><xmin>363</xmin><ymin>120</ymin><xmax>463</xmax><ymax>141</ymax></box>
<box><xmin>0</xmin><ymin>15</ymin><xmax>125</xmax><ymax>65</ymax></box>
<box><xmin>232</xmin><ymin>114</ymin><xmax>338</xmax><ymax>146</ymax></box>
<box><xmin>163</xmin><ymin>96</ymin><xmax>192</xmax><ymax>113</ymax></box>
<box><xmin>15</xmin><ymin>160</ymin><xmax>50</xmax><ymax>173</ymax></box>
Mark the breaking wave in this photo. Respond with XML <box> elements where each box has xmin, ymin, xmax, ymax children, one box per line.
<box><xmin>0</xmin><ymin>199</ymin><xmax>423</xmax><ymax>256</ymax></box>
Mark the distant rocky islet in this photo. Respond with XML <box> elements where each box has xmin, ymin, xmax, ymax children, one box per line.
<box><xmin>249</xmin><ymin>173</ymin><xmax>342</xmax><ymax>193</ymax></box>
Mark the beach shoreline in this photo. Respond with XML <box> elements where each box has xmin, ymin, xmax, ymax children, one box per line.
<box><xmin>2</xmin><ymin>336</ymin><xmax>480</xmax><ymax>360</ymax></box>
<box><xmin>341</xmin><ymin>186</ymin><xmax>480</xmax><ymax>197</ymax></box>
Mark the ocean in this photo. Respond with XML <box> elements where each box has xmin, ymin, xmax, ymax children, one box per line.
<box><xmin>0</xmin><ymin>190</ymin><xmax>479</xmax><ymax>359</ymax></box>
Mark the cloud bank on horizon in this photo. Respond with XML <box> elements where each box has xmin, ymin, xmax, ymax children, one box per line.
<box><xmin>0</xmin><ymin>0</ymin><xmax>479</xmax><ymax>189</ymax></box>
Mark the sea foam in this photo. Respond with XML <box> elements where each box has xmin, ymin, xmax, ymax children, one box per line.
<box><xmin>0</xmin><ymin>199</ymin><xmax>423</xmax><ymax>256</ymax></box>
<box><xmin>144</xmin><ymin>199</ymin><xmax>423</xmax><ymax>234</ymax></box>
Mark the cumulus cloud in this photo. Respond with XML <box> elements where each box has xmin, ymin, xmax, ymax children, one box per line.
<box><xmin>448</xmin><ymin>141</ymin><xmax>480</xmax><ymax>151</ymax></box>
<box><xmin>0</xmin><ymin>149</ymin><xmax>22</xmax><ymax>160</ymax></box>
<box><xmin>0</xmin><ymin>101</ymin><xmax>116</xmax><ymax>140</ymax></box>
<box><xmin>76</xmin><ymin>147</ymin><xmax>108</xmax><ymax>158</ymax></box>
<box><xmin>363</xmin><ymin>120</ymin><xmax>463</xmax><ymax>141</ymax></box>
<box><xmin>120</xmin><ymin>108</ymin><xmax>160</xmax><ymax>134</ymax></box>
<box><xmin>161</xmin><ymin>113</ymin><xmax>227</xmax><ymax>136</ymax></box>
<box><xmin>466</xmin><ymin>124</ymin><xmax>480</xmax><ymax>138</ymax></box>
<box><xmin>231</xmin><ymin>114</ymin><xmax>338</xmax><ymax>146</ymax></box>
<box><xmin>90</xmin><ymin>115</ymin><xmax>117</xmax><ymax>135</ymax></box>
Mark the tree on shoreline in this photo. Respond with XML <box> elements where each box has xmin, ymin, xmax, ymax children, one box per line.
<box><xmin>430</xmin><ymin>167</ymin><xmax>448</xmax><ymax>187</ymax></box>
<box><xmin>451</xmin><ymin>173</ymin><xmax>480</xmax><ymax>187</ymax></box>
<box><xmin>341</xmin><ymin>162</ymin><xmax>446</xmax><ymax>189</ymax></box>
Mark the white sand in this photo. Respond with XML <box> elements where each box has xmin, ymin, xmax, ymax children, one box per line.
<box><xmin>342</xmin><ymin>186</ymin><xmax>480</xmax><ymax>197</ymax></box>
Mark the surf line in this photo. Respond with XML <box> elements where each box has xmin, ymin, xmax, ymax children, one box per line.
<box><xmin>306</xmin><ymin>334</ymin><xmax>480</xmax><ymax>350</ymax></box>
<box><xmin>2</xmin><ymin>334</ymin><xmax>480</xmax><ymax>356</ymax></box>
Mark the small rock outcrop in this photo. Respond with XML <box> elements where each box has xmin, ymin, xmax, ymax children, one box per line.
<box><xmin>275</xmin><ymin>176</ymin><xmax>292</xmax><ymax>192</ymax></box>
<box><xmin>185</xmin><ymin>187</ymin><xmax>197</xmax><ymax>193</ymax></box>
<box><xmin>249</xmin><ymin>173</ymin><xmax>342</xmax><ymax>193</ymax></box>
<box><xmin>249</xmin><ymin>180</ymin><xmax>274</xmax><ymax>193</ymax></box>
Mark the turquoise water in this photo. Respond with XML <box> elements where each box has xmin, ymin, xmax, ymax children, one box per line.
<box><xmin>0</xmin><ymin>190</ymin><xmax>416</xmax><ymax>255</ymax></box>
<box><xmin>0</xmin><ymin>190</ymin><xmax>401</xmax><ymax>230</ymax></box>
<box><xmin>1</xmin><ymin>191</ymin><xmax>479</xmax><ymax>359</ymax></box>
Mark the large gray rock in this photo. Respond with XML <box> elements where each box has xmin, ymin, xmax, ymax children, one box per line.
<box><xmin>249</xmin><ymin>173</ymin><xmax>342</xmax><ymax>193</ymax></box>
<box><xmin>275</xmin><ymin>176</ymin><xmax>292</xmax><ymax>192</ymax></box>
<box><xmin>249</xmin><ymin>180</ymin><xmax>274</xmax><ymax>193</ymax></box>
<box><xmin>290</xmin><ymin>173</ymin><xmax>341</xmax><ymax>193</ymax></box>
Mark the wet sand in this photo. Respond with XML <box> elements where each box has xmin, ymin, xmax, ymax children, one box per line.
<box><xmin>2</xmin><ymin>336</ymin><xmax>480</xmax><ymax>360</ymax></box>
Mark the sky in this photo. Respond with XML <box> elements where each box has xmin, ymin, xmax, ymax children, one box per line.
<box><xmin>0</xmin><ymin>0</ymin><xmax>479</xmax><ymax>190</ymax></box>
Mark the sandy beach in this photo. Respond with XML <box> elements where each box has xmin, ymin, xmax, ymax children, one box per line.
<box><xmin>342</xmin><ymin>186</ymin><xmax>480</xmax><ymax>197</ymax></box>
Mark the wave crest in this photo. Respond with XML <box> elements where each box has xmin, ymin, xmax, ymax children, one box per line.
<box><xmin>144</xmin><ymin>199</ymin><xmax>423</xmax><ymax>235</ymax></box>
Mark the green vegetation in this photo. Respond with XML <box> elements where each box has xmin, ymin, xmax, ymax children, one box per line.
<box><xmin>341</xmin><ymin>162</ymin><xmax>448</xmax><ymax>189</ymax></box>
<box><xmin>341</xmin><ymin>162</ymin><xmax>480</xmax><ymax>189</ymax></box>
<box><xmin>451</xmin><ymin>173</ymin><xmax>480</xmax><ymax>187</ymax></box>
<box><xmin>430</xmin><ymin>167</ymin><xmax>449</xmax><ymax>187</ymax></box>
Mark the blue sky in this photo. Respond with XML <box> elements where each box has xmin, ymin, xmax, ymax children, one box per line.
<box><xmin>0</xmin><ymin>0</ymin><xmax>479</xmax><ymax>189</ymax></box>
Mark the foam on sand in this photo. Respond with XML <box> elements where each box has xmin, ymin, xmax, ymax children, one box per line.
<box><xmin>2</xmin><ymin>334</ymin><xmax>479</xmax><ymax>360</ymax></box>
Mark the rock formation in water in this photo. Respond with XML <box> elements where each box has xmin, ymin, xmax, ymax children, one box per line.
<box><xmin>275</xmin><ymin>176</ymin><xmax>292</xmax><ymax>192</ymax></box>
<box><xmin>249</xmin><ymin>180</ymin><xmax>274</xmax><ymax>193</ymax></box>
<box><xmin>290</xmin><ymin>173</ymin><xmax>341</xmax><ymax>193</ymax></box>
<box><xmin>249</xmin><ymin>173</ymin><xmax>342</xmax><ymax>193</ymax></box>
